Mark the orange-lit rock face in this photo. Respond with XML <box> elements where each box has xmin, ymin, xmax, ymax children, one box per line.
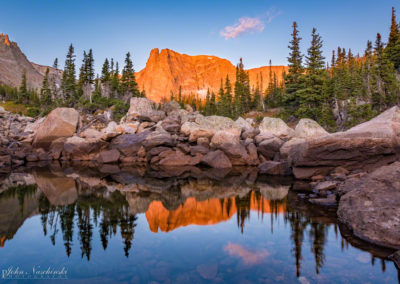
<box><xmin>0</xmin><ymin>235</ymin><xmax>5</xmax><ymax>247</ymax></box>
<box><xmin>145</xmin><ymin>192</ymin><xmax>286</xmax><ymax>233</ymax></box>
<box><xmin>136</xmin><ymin>48</ymin><xmax>288</xmax><ymax>102</ymax></box>
<box><xmin>0</xmin><ymin>33</ymin><xmax>10</xmax><ymax>46</ymax></box>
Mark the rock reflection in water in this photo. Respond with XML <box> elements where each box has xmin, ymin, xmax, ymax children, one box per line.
<box><xmin>0</xmin><ymin>164</ymin><xmax>398</xmax><ymax>281</ymax></box>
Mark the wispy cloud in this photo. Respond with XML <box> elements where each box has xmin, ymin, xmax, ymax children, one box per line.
<box><xmin>220</xmin><ymin>8</ymin><xmax>281</xmax><ymax>40</ymax></box>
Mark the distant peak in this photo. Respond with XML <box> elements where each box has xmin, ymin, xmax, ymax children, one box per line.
<box><xmin>150</xmin><ymin>48</ymin><xmax>160</xmax><ymax>55</ymax></box>
<box><xmin>0</xmin><ymin>33</ymin><xmax>11</xmax><ymax>46</ymax></box>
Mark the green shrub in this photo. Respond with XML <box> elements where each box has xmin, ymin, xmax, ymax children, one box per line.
<box><xmin>26</xmin><ymin>107</ymin><xmax>41</xmax><ymax>117</ymax></box>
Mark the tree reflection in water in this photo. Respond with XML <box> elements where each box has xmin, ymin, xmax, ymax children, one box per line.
<box><xmin>38</xmin><ymin>191</ymin><xmax>137</xmax><ymax>259</ymax></box>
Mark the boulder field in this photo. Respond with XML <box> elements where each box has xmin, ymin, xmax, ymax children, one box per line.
<box><xmin>1</xmin><ymin>98</ymin><xmax>400</xmax><ymax>177</ymax></box>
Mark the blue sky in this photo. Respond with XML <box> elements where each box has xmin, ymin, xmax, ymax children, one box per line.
<box><xmin>1</xmin><ymin>0</ymin><xmax>398</xmax><ymax>73</ymax></box>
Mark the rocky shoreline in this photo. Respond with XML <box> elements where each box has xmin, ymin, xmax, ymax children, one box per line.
<box><xmin>0</xmin><ymin>98</ymin><xmax>400</xmax><ymax>259</ymax></box>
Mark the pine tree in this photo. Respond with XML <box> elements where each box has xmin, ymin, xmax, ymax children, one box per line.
<box><xmin>296</xmin><ymin>27</ymin><xmax>328</xmax><ymax>121</ymax></box>
<box><xmin>101</xmin><ymin>58</ymin><xmax>111</xmax><ymax>98</ymax></box>
<box><xmin>204</xmin><ymin>88</ymin><xmax>211</xmax><ymax>115</ymax></box>
<box><xmin>284</xmin><ymin>22</ymin><xmax>304</xmax><ymax>111</ymax></box>
<box><xmin>120</xmin><ymin>52</ymin><xmax>139</xmax><ymax>100</ymax></box>
<box><xmin>78</xmin><ymin>50</ymin><xmax>94</xmax><ymax>102</ymax></box>
<box><xmin>61</xmin><ymin>44</ymin><xmax>76</xmax><ymax>104</ymax></box>
<box><xmin>53</xmin><ymin>58</ymin><xmax>58</xmax><ymax>69</ymax></box>
<box><xmin>385</xmin><ymin>7</ymin><xmax>400</xmax><ymax>70</ymax></box>
<box><xmin>40</xmin><ymin>67</ymin><xmax>52</xmax><ymax>106</ymax></box>
<box><xmin>111</xmin><ymin>62</ymin><xmax>120</xmax><ymax>98</ymax></box>
<box><xmin>373</xmin><ymin>33</ymin><xmax>400</xmax><ymax>109</ymax></box>
<box><xmin>19</xmin><ymin>69</ymin><xmax>28</xmax><ymax>104</ymax></box>
<box><xmin>224</xmin><ymin>75</ymin><xmax>233</xmax><ymax>117</ymax></box>
<box><xmin>234</xmin><ymin>58</ymin><xmax>251</xmax><ymax>116</ymax></box>
<box><xmin>210</xmin><ymin>91</ymin><xmax>216</xmax><ymax>114</ymax></box>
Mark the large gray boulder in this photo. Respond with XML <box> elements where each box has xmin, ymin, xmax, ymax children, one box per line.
<box><xmin>338</xmin><ymin>162</ymin><xmax>400</xmax><ymax>249</ymax></box>
<box><xmin>294</xmin><ymin>118</ymin><xmax>329</xmax><ymax>138</ymax></box>
<box><xmin>259</xmin><ymin>117</ymin><xmax>294</xmax><ymax>139</ymax></box>
<box><xmin>33</xmin><ymin>108</ymin><xmax>79</xmax><ymax>149</ymax></box>
<box><xmin>289</xmin><ymin>107</ymin><xmax>400</xmax><ymax>178</ymax></box>
<box><xmin>126</xmin><ymin>97</ymin><xmax>165</xmax><ymax>122</ymax></box>
<box><xmin>181</xmin><ymin>115</ymin><xmax>241</xmax><ymax>142</ymax></box>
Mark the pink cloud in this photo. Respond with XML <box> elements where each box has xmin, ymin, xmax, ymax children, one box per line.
<box><xmin>220</xmin><ymin>9</ymin><xmax>281</xmax><ymax>40</ymax></box>
<box><xmin>220</xmin><ymin>17</ymin><xmax>264</xmax><ymax>39</ymax></box>
<box><xmin>223</xmin><ymin>242</ymin><xmax>269</xmax><ymax>265</ymax></box>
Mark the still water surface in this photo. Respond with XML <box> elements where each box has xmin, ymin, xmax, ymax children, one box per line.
<box><xmin>0</xmin><ymin>165</ymin><xmax>398</xmax><ymax>283</ymax></box>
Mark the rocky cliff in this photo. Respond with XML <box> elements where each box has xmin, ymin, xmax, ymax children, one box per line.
<box><xmin>136</xmin><ymin>48</ymin><xmax>287</xmax><ymax>102</ymax></box>
<box><xmin>0</xmin><ymin>33</ymin><xmax>61</xmax><ymax>91</ymax></box>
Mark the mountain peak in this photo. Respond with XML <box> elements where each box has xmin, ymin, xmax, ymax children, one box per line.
<box><xmin>0</xmin><ymin>33</ymin><xmax>11</xmax><ymax>46</ymax></box>
<box><xmin>136</xmin><ymin>48</ymin><xmax>287</xmax><ymax>102</ymax></box>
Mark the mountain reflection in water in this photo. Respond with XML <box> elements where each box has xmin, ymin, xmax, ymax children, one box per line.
<box><xmin>0</xmin><ymin>164</ymin><xmax>398</xmax><ymax>283</ymax></box>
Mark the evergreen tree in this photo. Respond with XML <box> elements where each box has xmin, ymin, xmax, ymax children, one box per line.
<box><xmin>234</xmin><ymin>58</ymin><xmax>251</xmax><ymax>116</ymax></box>
<box><xmin>284</xmin><ymin>22</ymin><xmax>304</xmax><ymax>111</ymax></box>
<box><xmin>111</xmin><ymin>62</ymin><xmax>120</xmax><ymax>98</ymax></box>
<box><xmin>120</xmin><ymin>52</ymin><xmax>139</xmax><ymax>100</ymax></box>
<box><xmin>101</xmin><ymin>58</ymin><xmax>111</xmax><ymax>83</ymax></box>
<box><xmin>40</xmin><ymin>67</ymin><xmax>52</xmax><ymax>106</ymax></box>
<box><xmin>204</xmin><ymin>88</ymin><xmax>211</xmax><ymax>115</ymax></box>
<box><xmin>19</xmin><ymin>69</ymin><xmax>28</xmax><ymax>104</ymax></box>
<box><xmin>385</xmin><ymin>7</ymin><xmax>400</xmax><ymax>70</ymax></box>
<box><xmin>61</xmin><ymin>44</ymin><xmax>77</xmax><ymax>104</ymax></box>
<box><xmin>210</xmin><ymin>91</ymin><xmax>216</xmax><ymax>114</ymax></box>
<box><xmin>101</xmin><ymin>58</ymin><xmax>111</xmax><ymax>98</ymax></box>
<box><xmin>223</xmin><ymin>75</ymin><xmax>233</xmax><ymax>117</ymax></box>
<box><xmin>53</xmin><ymin>58</ymin><xmax>58</xmax><ymax>69</ymax></box>
<box><xmin>296</xmin><ymin>28</ymin><xmax>329</xmax><ymax>121</ymax></box>
<box><xmin>373</xmin><ymin>33</ymin><xmax>400</xmax><ymax>109</ymax></box>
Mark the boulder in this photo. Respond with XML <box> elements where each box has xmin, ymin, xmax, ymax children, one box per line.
<box><xmin>161</xmin><ymin>118</ymin><xmax>181</xmax><ymax>134</ymax></box>
<box><xmin>210</xmin><ymin>131</ymin><xmax>240</xmax><ymax>148</ymax></box>
<box><xmin>168</xmin><ymin>109</ymin><xmax>189</xmax><ymax>124</ymax></box>
<box><xmin>142</xmin><ymin>131</ymin><xmax>174</xmax><ymax>150</ymax></box>
<box><xmin>259</xmin><ymin>117</ymin><xmax>294</xmax><ymax>139</ymax></box>
<box><xmin>110</xmin><ymin>132</ymin><xmax>150</xmax><ymax>157</ymax></box>
<box><xmin>33</xmin><ymin>108</ymin><xmax>79</xmax><ymax>149</ymax></box>
<box><xmin>181</xmin><ymin>115</ymin><xmax>241</xmax><ymax>142</ymax></box>
<box><xmin>294</xmin><ymin>118</ymin><xmax>329</xmax><ymax>138</ymax></box>
<box><xmin>126</xmin><ymin>97</ymin><xmax>166</xmax><ymax>122</ymax></box>
<box><xmin>201</xmin><ymin>150</ymin><xmax>232</xmax><ymax>168</ymax></box>
<box><xmin>159</xmin><ymin>150</ymin><xmax>200</xmax><ymax>166</ymax></box>
<box><xmin>235</xmin><ymin>117</ymin><xmax>253</xmax><ymax>131</ymax></box>
<box><xmin>290</xmin><ymin>107</ymin><xmax>400</xmax><ymax>172</ymax></box>
<box><xmin>161</xmin><ymin>101</ymin><xmax>181</xmax><ymax>114</ymax></box>
<box><xmin>115</xmin><ymin>122</ymin><xmax>140</xmax><ymax>134</ymax></box>
<box><xmin>190</xmin><ymin>145</ymin><xmax>209</xmax><ymax>156</ymax></box>
<box><xmin>338</xmin><ymin>162</ymin><xmax>400</xmax><ymax>249</ymax></box>
<box><xmin>219</xmin><ymin>143</ymin><xmax>249</xmax><ymax>166</ymax></box>
<box><xmin>258</xmin><ymin>161</ymin><xmax>290</xmax><ymax>175</ymax></box>
<box><xmin>314</xmin><ymin>181</ymin><xmax>337</xmax><ymax>191</ymax></box>
<box><xmin>24</xmin><ymin>117</ymin><xmax>45</xmax><ymax>133</ymax></box>
<box><xmin>96</xmin><ymin>149</ymin><xmax>120</xmax><ymax>164</ymax></box>
<box><xmin>257</xmin><ymin>137</ymin><xmax>283</xmax><ymax>160</ymax></box>
<box><xmin>62</xmin><ymin>136</ymin><xmax>108</xmax><ymax>161</ymax></box>
<box><xmin>246</xmin><ymin>143</ymin><xmax>259</xmax><ymax>165</ymax></box>
<box><xmin>80</xmin><ymin>128</ymin><xmax>103</xmax><ymax>139</ymax></box>
<box><xmin>279</xmin><ymin>138</ymin><xmax>306</xmax><ymax>160</ymax></box>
